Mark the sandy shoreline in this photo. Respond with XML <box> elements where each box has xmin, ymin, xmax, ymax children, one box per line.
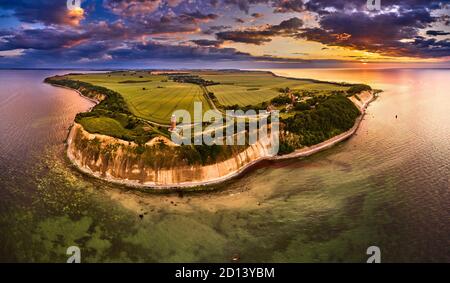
<box><xmin>50</xmin><ymin>78</ymin><xmax>376</xmax><ymax>190</ymax></box>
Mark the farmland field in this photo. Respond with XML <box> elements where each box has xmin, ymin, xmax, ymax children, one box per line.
<box><xmin>197</xmin><ymin>71</ymin><xmax>350</xmax><ymax>106</ymax></box>
<box><xmin>68</xmin><ymin>71</ymin><xmax>211</xmax><ymax>124</ymax></box>
<box><xmin>66</xmin><ymin>70</ymin><xmax>351</xmax><ymax>124</ymax></box>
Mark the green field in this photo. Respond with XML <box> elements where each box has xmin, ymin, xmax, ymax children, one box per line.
<box><xmin>67</xmin><ymin>71</ymin><xmax>350</xmax><ymax>121</ymax></box>
<box><xmin>196</xmin><ymin>71</ymin><xmax>350</xmax><ymax>106</ymax></box>
<box><xmin>68</xmin><ymin>71</ymin><xmax>211</xmax><ymax>124</ymax></box>
<box><xmin>78</xmin><ymin>116</ymin><xmax>134</xmax><ymax>138</ymax></box>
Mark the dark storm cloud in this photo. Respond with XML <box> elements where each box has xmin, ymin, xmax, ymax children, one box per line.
<box><xmin>439</xmin><ymin>15</ymin><xmax>450</xmax><ymax>26</ymax></box>
<box><xmin>190</xmin><ymin>39</ymin><xmax>224</xmax><ymax>47</ymax></box>
<box><xmin>0</xmin><ymin>39</ymin><xmax>117</xmax><ymax>67</ymax></box>
<box><xmin>222</xmin><ymin>0</ymin><xmax>304</xmax><ymax>14</ymax></box>
<box><xmin>221</xmin><ymin>0</ymin><xmax>448</xmax><ymax>14</ymax></box>
<box><xmin>407</xmin><ymin>37</ymin><xmax>450</xmax><ymax>57</ymax></box>
<box><xmin>112</xmin><ymin>6</ymin><xmax>219</xmax><ymax>34</ymax></box>
<box><xmin>139</xmin><ymin>16</ymin><xmax>201</xmax><ymax>33</ymax></box>
<box><xmin>103</xmin><ymin>0</ymin><xmax>162</xmax><ymax>16</ymax></box>
<box><xmin>0</xmin><ymin>28</ymin><xmax>88</xmax><ymax>51</ymax></box>
<box><xmin>216</xmin><ymin>17</ymin><xmax>303</xmax><ymax>44</ymax></box>
<box><xmin>305</xmin><ymin>0</ymin><xmax>446</xmax><ymax>14</ymax></box>
<box><xmin>106</xmin><ymin>40</ymin><xmax>302</xmax><ymax>62</ymax></box>
<box><xmin>0</xmin><ymin>28</ymin><xmax>307</xmax><ymax>65</ymax></box>
<box><xmin>276</xmin><ymin>17</ymin><xmax>304</xmax><ymax>30</ymax></box>
<box><xmin>427</xmin><ymin>30</ymin><xmax>450</xmax><ymax>36</ymax></box>
<box><xmin>0</xmin><ymin>19</ymin><xmax>160</xmax><ymax>53</ymax></box>
<box><xmin>297</xmin><ymin>7</ymin><xmax>450</xmax><ymax>58</ymax></box>
<box><xmin>108</xmin><ymin>41</ymin><xmax>237</xmax><ymax>60</ymax></box>
<box><xmin>180</xmin><ymin>10</ymin><xmax>219</xmax><ymax>22</ymax></box>
<box><xmin>319</xmin><ymin>9</ymin><xmax>434</xmax><ymax>40</ymax></box>
<box><xmin>251</xmin><ymin>13</ymin><xmax>263</xmax><ymax>18</ymax></box>
<box><xmin>0</xmin><ymin>20</ymin><xmax>137</xmax><ymax>52</ymax></box>
<box><xmin>101</xmin><ymin>1</ymin><xmax>220</xmax><ymax>38</ymax></box>
<box><xmin>272</xmin><ymin>0</ymin><xmax>305</xmax><ymax>13</ymax></box>
<box><xmin>2</xmin><ymin>37</ymin><xmax>296</xmax><ymax>66</ymax></box>
<box><xmin>203</xmin><ymin>25</ymin><xmax>232</xmax><ymax>35</ymax></box>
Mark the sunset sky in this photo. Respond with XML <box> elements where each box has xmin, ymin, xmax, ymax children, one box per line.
<box><xmin>0</xmin><ymin>0</ymin><xmax>449</xmax><ymax>68</ymax></box>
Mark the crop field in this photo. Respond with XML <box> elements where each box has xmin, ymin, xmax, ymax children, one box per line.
<box><xmin>67</xmin><ymin>70</ymin><xmax>350</xmax><ymax>124</ymax></box>
<box><xmin>197</xmin><ymin>71</ymin><xmax>350</xmax><ymax>106</ymax></box>
<box><xmin>68</xmin><ymin>71</ymin><xmax>211</xmax><ymax>124</ymax></box>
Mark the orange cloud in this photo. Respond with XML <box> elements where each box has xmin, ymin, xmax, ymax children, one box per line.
<box><xmin>334</xmin><ymin>33</ymin><xmax>351</xmax><ymax>41</ymax></box>
<box><xmin>66</xmin><ymin>7</ymin><xmax>85</xmax><ymax>26</ymax></box>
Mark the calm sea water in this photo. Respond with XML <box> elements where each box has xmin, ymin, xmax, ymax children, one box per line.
<box><xmin>0</xmin><ymin>68</ymin><xmax>448</xmax><ymax>262</ymax></box>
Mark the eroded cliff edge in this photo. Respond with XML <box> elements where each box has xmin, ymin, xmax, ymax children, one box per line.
<box><xmin>67</xmin><ymin>122</ymin><xmax>276</xmax><ymax>188</ymax></box>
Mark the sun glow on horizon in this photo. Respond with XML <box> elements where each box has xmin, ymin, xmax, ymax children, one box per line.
<box><xmin>222</xmin><ymin>36</ymin><xmax>446</xmax><ymax>64</ymax></box>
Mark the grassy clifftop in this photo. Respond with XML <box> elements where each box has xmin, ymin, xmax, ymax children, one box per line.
<box><xmin>45</xmin><ymin>75</ymin><xmax>166</xmax><ymax>144</ymax></box>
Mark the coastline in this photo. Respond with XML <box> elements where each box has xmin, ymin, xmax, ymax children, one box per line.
<box><xmin>273</xmin><ymin>91</ymin><xmax>375</xmax><ymax>160</ymax></box>
<box><xmin>52</xmin><ymin>76</ymin><xmax>376</xmax><ymax>190</ymax></box>
<box><xmin>47</xmin><ymin>82</ymin><xmax>100</xmax><ymax>106</ymax></box>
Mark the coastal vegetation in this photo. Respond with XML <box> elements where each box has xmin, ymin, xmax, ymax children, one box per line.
<box><xmin>346</xmin><ymin>84</ymin><xmax>372</xmax><ymax>96</ymax></box>
<box><xmin>168</xmin><ymin>73</ymin><xmax>219</xmax><ymax>86</ymax></box>
<box><xmin>279</xmin><ymin>95</ymin><xmax>361</xmax><ymax>154</ymax></box>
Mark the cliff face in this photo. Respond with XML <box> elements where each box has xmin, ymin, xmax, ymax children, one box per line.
<box><xmin>67</xmin><ymin>123</ymin><xmax>275</xmax><ymax>187</ymax></box>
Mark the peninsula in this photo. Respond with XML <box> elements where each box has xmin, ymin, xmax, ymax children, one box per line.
<box><xmin>45</xmin><ymin>70</ymin><xmax>376</xmax><ymax>189</ymax></box>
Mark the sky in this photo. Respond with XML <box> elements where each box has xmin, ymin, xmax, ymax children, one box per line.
<box><xmin>0</xmin><ymin>0</ymin><xmax>449</xmax><ymax>69</ymax></box>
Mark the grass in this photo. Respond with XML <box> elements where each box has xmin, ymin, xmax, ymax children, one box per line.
<box><xmin>68</xmin><ymin>71</ymin><xmax>211</xmax><ymax>124</ymax></box>
<box><xmin>196</xmin><ymin>71</ymin><xmax>350</xmax><ymax>107</ymax></box>
<box><xmin>68</xmin><ymin>71</ymin><xmax>350</xmax><ymax>119</ymax></box>
<box><xmin>78</xmin><ymin>116</ymin><xmax>133</xmax><ymax>138</ymax></box>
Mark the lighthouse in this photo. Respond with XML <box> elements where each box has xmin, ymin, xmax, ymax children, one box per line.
<box><xmin>290</xmin><ymin>92</ymin><xmax>296</xmax><ymax>104</ymax></box>
<box><xmin>170</xmin><ymin>114</ymin><xmax>177</xmax><ymax>131</ymax></box>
